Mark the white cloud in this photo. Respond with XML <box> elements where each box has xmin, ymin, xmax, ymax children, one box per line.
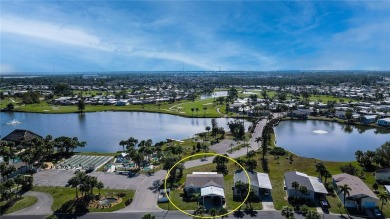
<box><xmin>1</xmin><ymin>15</ymin><xmax>112</xmax><ymax>51</ymax></box>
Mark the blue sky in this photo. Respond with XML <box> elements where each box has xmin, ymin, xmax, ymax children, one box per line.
<box><xmin>1</xmin><ymin>0</ymin><xmax>389</xmax><ymax>72</ymax></box>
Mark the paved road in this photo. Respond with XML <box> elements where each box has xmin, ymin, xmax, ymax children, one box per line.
<box><xmin>1</xmin><ymin>210</ymin><xmax>367</xmax><ymax>219</ymax></box>
<box><xmin>8</xmin><ymin>191</ymin><xmax>53</xmax><ymax>216</ymax></box>
<box><xmin>116</xmin><ymin>170</ymin><xmax>167</xmax><ymax>212</ymax></box>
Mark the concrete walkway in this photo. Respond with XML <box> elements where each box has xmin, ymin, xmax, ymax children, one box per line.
<box><xmin>8</xmin><ymin>191</ymin><xmax>53</xmax><ymax>216</ymax></box>
<box><xmin>262</xmin><ymin>196</ymin><xmax>275</xmax><ymax>210</ymax></box>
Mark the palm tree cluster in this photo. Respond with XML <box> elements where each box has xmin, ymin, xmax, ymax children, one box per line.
<box><xmin>281</xmin><ymin>206</ymin><xmax>295</xmax><ymax>219</ymax></box>
<box><xmin>212</xmin><ymin>154</ymin><xmax>229</xmax><ymax>175</ymax></box>
<box><xmin>0</xmin><ymin>135</ymin><xmax>85</xmax><ymax>173</ymax></box>
<box><xmin>0</xmin><ymin>175</ymin><xmax>33</xmax><ymax>206</ymax></box>
<box><xmin>119</xmin><ymin>137</ymin><xmax>162</xmax><ymax>171</ymax></box>
<box><xmin>315</xmin><ymin>162</ymin><xmax>332</xmax><ymax>184</ymax></box>
<box><xmin>67</xmin><ymin>172</ymin><xmax>104</xmax><ymax>200</ymax></box>
<box><xmin>355</xmin><ymin>142</ymin><xmax>390</xmax><ymax>172</ymax></box>
<box><xmin>161</xmin><ymin>155</ymin><xmax>185</xmax><ymax>188</ymax></box>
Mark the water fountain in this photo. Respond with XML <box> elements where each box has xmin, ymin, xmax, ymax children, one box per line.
<box><xmin>6</xmin><ymin>118</ymin><xmax>22</xmax><ymax>126</ymax></box>
<box><xmin>312</xmin><ymin>130</ymin><xmax>328</xmax><ymax>134</ymax></box>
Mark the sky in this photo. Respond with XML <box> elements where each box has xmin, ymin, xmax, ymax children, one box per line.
<box><xmin>0</xmin><ymin>0</ymin><xmax>390</xmax><ymax>73</ymax></box>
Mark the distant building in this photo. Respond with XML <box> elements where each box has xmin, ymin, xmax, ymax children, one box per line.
<box><xmin>377</xmin><ymin>118</ymin><xmax>390</xmax><ymax>127</ymax></box>
<box><xmin>1</xmin><ymin>129</ymin><xmax>43</xmax><ymax>145</ymax></box>
<box><xmin>333</xmin><ymin>173</ymin><xmax>378</xmax><ymax>209</ymax></box>
<box><xmin>288</xmin><ymin>109</ymin><xmax>312</xmax><ymax>119</ymax></box>
<box><xmin>360</xmin><ymin>115</ymin><xmax>377</xmax><ymax>124</ymax></box>
<box><xmin>375</xmin><ymin>168</ymin><xmax>390</xmax><ymax>181</ymax></box>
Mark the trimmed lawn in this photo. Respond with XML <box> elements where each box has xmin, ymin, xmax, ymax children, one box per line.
<box><xmin>32</xmin><ymin>186</ymin><xmax>134</xmax><ymax>213</ymax></box>
<box><xmin>0</xmin><ymin>196</ymin><xmax>38</xmax><ymax>215</ymax></box>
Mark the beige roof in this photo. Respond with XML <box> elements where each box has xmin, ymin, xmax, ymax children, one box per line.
<box><xmin>333</xmin><ymin>173</ymin><xmax>378</xmax><ymax>200</ymax></box>
<box><xmin>185</xmin><ymin>173</ymin><xmax>224</xmax><ymax>188</ymax></box>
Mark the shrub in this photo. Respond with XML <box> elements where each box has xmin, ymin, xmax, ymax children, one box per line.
<box><xmin>300</xmin><ymin>205</ymin><xmax>309</xmax><ymax>216</ymax></box>
<box><xmin>118</xmin><ymin>193</ymin><xmax>126</xmax><ymax>197</ymax></box>
<box><xmin>270</xmin><ymin>147</ymin><xmax>286</xmax><ymax>156</ymax></box>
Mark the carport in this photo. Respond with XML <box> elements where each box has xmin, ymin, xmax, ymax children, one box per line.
<box><xmin>201</xmin><ymin>186</ymin><xmax>225</xmax><ymax>209</ymax></box>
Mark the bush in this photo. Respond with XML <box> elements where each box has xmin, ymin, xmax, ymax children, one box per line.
<box><xmin>41</xmin><ymin>163</ymin><xmax>49</xmax><ymax>169</ymax></box>
<box><xmin>125</xmin><ymin>198</ymin><xmax>132</xmax><ymax>206</ymax></box>
<box><xmin>118</xmin><ymin>193</ymin><xmax>126</xmax><ymax>197</ymax></box>
<box><xmin>270</xmin><ymin>147</ymin><xmax>286</xmax><ymax>156</ymax></box>
<box><xmin>300</xmin><ymin>205</ymin><xmax>309</xmax><ymax>216</ymax></box>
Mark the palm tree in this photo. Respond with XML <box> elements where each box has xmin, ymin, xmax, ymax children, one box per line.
<box><xmin>193</xmin><ymin>193</ymin><xmax>201</xmax><ymax>206</ymax></box>
<box><xmin>203</xmin><ymin>106</ymin><xmax>207</xmax><ymax>117</ymax></box>
<box><xmin>299</xmin><ymin>185</ymin><xmax>308</xmax><ymax>197</ymax></box>
<box><xmin>191</xmin><ymin>108</ymin><xmax>195</xmax><ymax>116</ymax></box>
<box><xmin>205</xmin><ymin>126</ymin><xmax>211</xmax><ymax>137</ymax></box>
<box><xmin>323</xmin><ymin>169</ymin><xmax>332</xmax><ymax>184</ymax></box>
<box><xmin>77</xmin><ymin>97</ymin><xmax>85</xmax><ymax>114</ymax></box>
<box><xmin>291</xmin><ymin>181</ymin><xmax>299</xmax><ymax>197</ymax></box>
<box><xmin>337</xmin><ymin>184</ymin><xmax>352</xmax><ymax>207</ymax></box>
<box><xmin>315</xmin><ymin>162</ymin><xmax>326</xmax><ymax>181</ymax></box>
<box><xmin>378</xmin><ymin>192</ymin><xmax>390</xmax><ymax>212</ymax></box>
<box><xmin>96</xmin><ymin>181</ymin><xmax>104</xmax><ymax>196</ymax></box>
<box><xmin>195</xmin><ymin>107</ymin><xmax>199</xmax><ymax>116</ymax></box>
<box><xmin>119</xmin><ymin>140</ymin><xmax>127</xmax><ymax>152</ymax></box>
<box><xmin>142</xmin><ymin>213</ymin><xmax>156</xmax><ymax>219</ymax></box>
<box><xmin>255</xmin><ymin>137</ymin><xmax>262</xmax><ymax>151</ymax></box>
<box><xmin>355</xmin><ymin>150</ymin><xmax>363</xmax><ymax>163</ymax></box>
<box><xmin>244</xmin><ymin>143</ymin><xmax>251</xmax><ymax>157</ymax></box>
<box><xmin>234</xmin><ymin>181</ymin><xmax>248</xmax><ymax>201</ymax></box>
<box><xmin>68</xmin><ymin>172</ymin><xmax>86</xmax><ymax>199</ymax></box>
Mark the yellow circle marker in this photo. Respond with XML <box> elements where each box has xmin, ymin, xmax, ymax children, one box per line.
<box><xmin>164</xmin><ymin>152</ymin><xmax>251</xmax><ymax>219</ymax></box>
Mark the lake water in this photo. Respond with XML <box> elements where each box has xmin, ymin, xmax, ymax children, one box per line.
<box><xmin>1</xmin><ymin>112</ymin><xmax>248</xmax><ymax>152</ymax></box>
<box><xmin>274</xmin><ymin>120</ymin><xmax>390</xmax><ymax>161</ymax></box>
<box><xmin>200</xmin><ymin>91</ymin><xmax>228</xmax><ymax>99</ymax></box>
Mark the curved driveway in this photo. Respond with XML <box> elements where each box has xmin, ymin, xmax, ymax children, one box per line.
<box><xmin>9</xmin><ymin>191</ymin><xmax>53</xmax><ymax>216</ymax></box>
<box><xmin>116</xmin><ymin>170</ymin><xmax>167</xmax><ymax>212</ymax></box>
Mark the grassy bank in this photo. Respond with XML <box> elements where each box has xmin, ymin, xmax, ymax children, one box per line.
<box><xmin>0</xmin><ymin>97</ymin><xmax>239</xmax><ymax>118</ymax></box>
<box><xmin>0</xmin><ymin>196</ymin><xmax>38</xmax><ymax>215</ymax></box>
<box><xmin>32</xmin><ymin>186</ymin><xmax>135</xmax><ymax>213</ymax></box>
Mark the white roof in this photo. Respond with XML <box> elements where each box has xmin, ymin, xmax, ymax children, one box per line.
<box><xmin>308</xmin><ymin>176</ymin><xmax>328</xmax><ymax>194</ymax></box>
<box><xmin>201</xmin><ymin>186</ymin><xmax>225</xmax><ymax>197</ymax></box>
<box><xmin>193</xmin><ymin>172</ymin><xmax>218</xmax><ymax>175</ymax></box>
<box><xmin>385</xmin><ymin>185</ymin><xmax>390</xmax><ymax>194</ymax></box>
<box><xmin>257</xmin><ymin>173</ymin><xmax>273</xmax><ymax>190</ymax></box>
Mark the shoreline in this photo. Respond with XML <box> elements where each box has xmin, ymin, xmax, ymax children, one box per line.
<box><xmin>1</xmin><ymin>109</ymin><xmax>237</xmax><ymax>119</ymax></box>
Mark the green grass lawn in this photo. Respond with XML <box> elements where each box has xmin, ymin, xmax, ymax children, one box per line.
<box><xmin>32</xmin><ymin>186</ymin><xmax>134</xmax><ymax>213</ymax></box>
<box><xmin>1</xmin><ymin>98</ymin><xmax>235</xmax><ymax>118</ymax></box>
<box><xmin>0</xmin><ymin>196</ymin><xmax>38</xmax><ymax>215</ymax></box>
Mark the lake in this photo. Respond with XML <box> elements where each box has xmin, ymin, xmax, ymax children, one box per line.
<box><xmin>274</xmin><ymin>120</ymin><xmax>390</xmax><ymax>161</ymax></box>
<box><xmin>1</xmin><ymin>112</ymin><xmax>248</xmax><ymax>152</ymax></box>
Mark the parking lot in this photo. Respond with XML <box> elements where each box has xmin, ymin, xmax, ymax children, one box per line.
<box><xmin>33</xmin><ymin>169</ymin><xmax>149</xmax><ymax>190</ymax></box>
